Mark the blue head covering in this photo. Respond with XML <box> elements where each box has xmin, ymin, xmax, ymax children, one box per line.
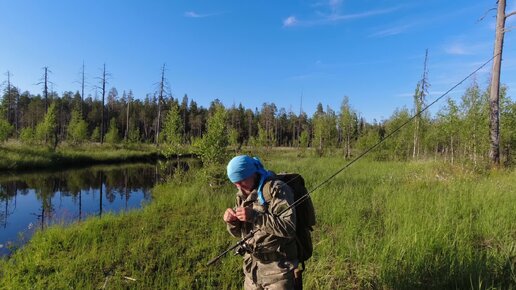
<box><xmin>227</xmin><ymin>155</ymin><xmax>261</xmax><ymax>183</ymax></box>
<box><xmin>227</xmin><ymin>155</ymin><xmax>272</xmax><ymax>204</ymax></box>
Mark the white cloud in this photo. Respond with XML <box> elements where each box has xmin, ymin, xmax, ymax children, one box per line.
<box><xmin>329</xmin><ymin>0</ymin><xmax>343</xmax><ymax>14</ymax></box>
<box><xmin>185</xmin><ymin>11</ymin><xmax>202</xmax><ymax>18</ymax></box>
<box><xmin>184</xmin><ymin>11</ymin><xmax>224</xmax><ymax>18</ymax></box>
<box><xmin>283</xmin><ymin>16</ymin><xmax>298</xmax><ymax>27</ymax></box>
<box><xmin>284</xmin><ymin>6</ymin><xmax>401</xmax><ymax>28</ymax></box>
<box><xmin>445</xmin><ymin>43</ymin><xmax>472</xmax><ymax>55</ymax></box>
<box><xmin>326</xmin><ymin>7</ymin><xmax>400</xmax><ymax>22</ymax></box>
<box><xmin>444</xmin><ymin>40</ymin><xmax>491</xmax><ymax>56</ymax></box>
<box><xmin>370</xmin><ymin>24</ymin><xmax>411</xmax><ymax>38</ymax></box>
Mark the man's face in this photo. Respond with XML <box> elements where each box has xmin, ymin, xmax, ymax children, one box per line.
<box><xmin>234</xmin><ymin>174</ymin><xmax>256</xmax><ymax>195</ymax></box>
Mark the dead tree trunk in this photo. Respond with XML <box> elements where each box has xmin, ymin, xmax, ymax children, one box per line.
<box><xmin>156</xmin><ymin>64</ymin><xmax>166</xmax><ymax>145</ymax></box>
<box><xmin>413</xmin><ymin>49</ymin><xmax>429</xmax><ymax>159</ymax></box>
<box><xmin>44</xmin><ymin>67</ymin><xmax>49</xmax><ymax>113</ymax></box>
<box><xmin>125</xmin><ymin>91</ymin><xmax>131</xmax><ymax>141</ymax></box>
<box><xmin>489</xmin><ymin>0</ymin><xmax>505</xmax><ymax>166</ymax></box>
<box><xmin>81</xmin><ymin>62</ymin><xmax>85</xmax><ymax>116</ymax></box>
<box><xmin>101</xmin><ymin>64</ymin><xmax>106</xmax><ymax>144</ymax></box>
<box><xmin>36</xmin><ymin>67</ymin><xmax>51</xmax><ymax>113</ymax></box>
<box><xmin>4</xmin><ymin>71</ymin><xmax>14</xmax><ymax>131</ymax></box>
<box><xmin>489</xmin><ymin>0</ymin><xmax>515</xmax><ymax>166</ymax></box>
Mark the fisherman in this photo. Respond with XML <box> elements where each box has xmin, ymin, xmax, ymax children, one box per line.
<box><xmin>223</xmin><ymin>155</ymin><xmax>299</xmax><ymax>290</ymax></box>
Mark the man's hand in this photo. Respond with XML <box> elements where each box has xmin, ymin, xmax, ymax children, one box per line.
<box><xmin>235</xmin><ymin>207</ymin><xmax>255</xmax><ymax>222</ymax></box>
<box><xmin>223</xmin><ymin>208</ymin><xmax>238</xmax><ymax>223</ymax></box>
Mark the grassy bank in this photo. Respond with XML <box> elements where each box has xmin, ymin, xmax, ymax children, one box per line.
<box><xmin>0</xmin><ymin>142</ymin><xmax>162</xmax><ymax>172</ymax></box>
<box><xmin>1</xmin><ymin>153</ymin><xmax>515</xmax><ymax>289</ymax></box>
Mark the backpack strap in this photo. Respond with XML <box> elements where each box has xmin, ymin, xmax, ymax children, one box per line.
<box><xmin>251</xmin><ymin>157</ymin><xmax>272</xmax><ymax>206</ymax></box>
<box><xmin>257</xmin><ymin>173</ymin><xmax>268</xmax><ymax>205</ymax></box>
<box><xmin>257</xmin><ymin>171</ymin><xmax>274</xmax><ymax>206</ymax></box>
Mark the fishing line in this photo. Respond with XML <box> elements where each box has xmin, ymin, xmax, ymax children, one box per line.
<box><xmin>282</xmin><ymin>53</ymin><xmax>498</xmax><ymax>214</ymax></box>
<box><xmin>207</xmin><ymin>53</ymin><xmax>497</xmax><ymax>266</ymax></box>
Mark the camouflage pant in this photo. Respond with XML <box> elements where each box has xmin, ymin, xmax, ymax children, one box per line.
<box><xmin>243</xmin><ymin>255</ymin><xmax>298</xmax><ymax>290</ymax></box>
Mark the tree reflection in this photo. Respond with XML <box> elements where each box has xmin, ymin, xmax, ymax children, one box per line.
<box><xmin>99</xmin><ymin>171</ymin><xmax>103</xmax><ymax>218</ymax></box>
<box><xmin>0</xmin><ymin>186</ymin><xmax>17</xmax><ymax>229</ymax></box>
<box><xmin>0</xmin><ymin>159</ymin><xmax>199</xmax><ymax>255</ymax></box>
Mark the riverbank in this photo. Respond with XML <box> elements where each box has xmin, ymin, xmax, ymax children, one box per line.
<box><xmin>0</xmin><ymin>142</ymin><xmax>164</xmax><ymax>172</ymax></box>
<box><xmin>1</xmin><ymin>153</ymin><xmax>515</xmax><ymax>289</ymax></box>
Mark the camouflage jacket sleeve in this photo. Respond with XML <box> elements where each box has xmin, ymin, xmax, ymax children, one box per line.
<box><xmin>254</xmin><ymin>180</ymin><xmax>296</xmax><ymax>239</ymax></box>
<box><xmin>226</xmin><ymin>194</ymin><xmax>244</xmax><ymax>238</ymax></box>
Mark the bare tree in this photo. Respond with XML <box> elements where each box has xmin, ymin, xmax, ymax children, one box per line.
<box><xmin>413</xmin><ymin>49</ymin><xmax>429</xmax><ymax>159</ymax></box>
<box><xmin>36</xmin><ymin>67</ymin><xmax>53</xmax><ymax>113</ymax></box>
<box><xmin>95</xmin><ymin>64</ymin><xmax>110</xmax><ymax>144</ymax></box>
<box><xmin>3</xmin><ymin>71</ymin><xmax>15</xmax><ymax>130</ymax></box>
<box><xmin>155</xmin><ymin>63</ymin><xmax>169</xmax><ymax>145</ymax></box>
<box><xmin>81</xmin><ymin>62</ymin><xmax>85</xmax><ymax>116</ymax></box>
<box><xmin>489</xmin><ymin>0</ymin><xmax>515</xmax><ymax>166</ymax></box>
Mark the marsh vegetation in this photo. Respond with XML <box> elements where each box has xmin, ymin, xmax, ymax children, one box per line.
<box><xmin>1</xmin><ymin>151</ymin><xmax>514</xmax><ymax>289</ymax></box>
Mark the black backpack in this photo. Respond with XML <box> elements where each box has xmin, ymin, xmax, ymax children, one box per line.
<box><xmin>262</xmin><ymin>173</ymin><xmax>316</xmax><ymax>263</ymax></box>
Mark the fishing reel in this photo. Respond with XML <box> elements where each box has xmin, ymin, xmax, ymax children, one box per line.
<box><xmin>234</xmin><ymin>242</ymin><xmax>252</xmax><ymax>256</ymax></box>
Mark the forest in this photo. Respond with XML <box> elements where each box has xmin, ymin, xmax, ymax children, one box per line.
<box><xmin>1</xmin><ymin>69</ymin><xmax>515</xmax><ymax>168</ymax></box>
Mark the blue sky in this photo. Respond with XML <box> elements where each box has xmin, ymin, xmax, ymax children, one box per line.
<box><xmin>1</xmin><ymin>0</ymin><xmax>515</xmax><ymax>122</ymax></box>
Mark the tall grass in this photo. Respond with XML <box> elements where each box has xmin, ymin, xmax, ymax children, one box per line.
<box><xmin>0</xmin><ymin>141</ymin><xmax>161</xmax><ymax>171</ymax></box>
<box><xmin>0</xmin><ymin>152</ymin><xmax>515</xmax><ymax>289</ymax></box>
<box><xmin>266</xmin><ymin>154</ymin><xmax>516</xmax><ymax>289</ymax></box>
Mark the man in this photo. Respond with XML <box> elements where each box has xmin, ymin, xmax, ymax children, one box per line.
<box><xmin>223</xmin><ymin>155</ymin><xmax>299</xmax><ymax>290</ymax></box>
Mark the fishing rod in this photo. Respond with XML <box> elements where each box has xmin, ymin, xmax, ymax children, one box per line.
<box><xmin>207</xmin><ymin>53</ymin><xmax>498</xmax><ymax>267</ymax></box>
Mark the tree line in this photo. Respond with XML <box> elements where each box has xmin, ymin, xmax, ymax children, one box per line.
<box><xmin>1</xmin><ymin>70</ymin><xmax>515</xmax><ymax>167</ymax></box>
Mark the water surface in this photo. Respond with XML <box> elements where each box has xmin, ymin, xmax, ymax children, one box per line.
<box><xmin>0</xmin><ymin>161</ymin><xmax>191</xmax><ymax>256</ymax></box>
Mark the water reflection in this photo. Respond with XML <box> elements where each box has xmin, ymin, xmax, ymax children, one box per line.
<box><xmin>0</xmin><ymin>159</ymin><xmax>197</xmax><ymax>256</ymax></box>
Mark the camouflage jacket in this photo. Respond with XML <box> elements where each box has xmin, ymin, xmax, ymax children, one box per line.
<box><xmin>226</xmin><ymin>178</ymin><xmax>297</xmax><ymax>261</ymax></box>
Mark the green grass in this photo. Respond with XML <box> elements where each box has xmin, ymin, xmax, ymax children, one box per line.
<box><xmin>0</xmin><ymin>141</ymin><xmax>161</xmax><ymax>171</ymax></box>
<box><xmin>0</xmin><ymin>152</ymin><xmax>515</xmax><ymax>289</ymax></box>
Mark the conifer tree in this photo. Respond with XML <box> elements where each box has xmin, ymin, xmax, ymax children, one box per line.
<box><xmin>67</xmin><ymin>108</ymin><xmax>88</xmax><ymax>144</ymax></box>
<box><xmin>199</xmin><ymin>103</ymin><xmax>228</xmax><ymax>165</ymax></box>
<box><xmin>0</xmin><ymin>109</ymin><xmax>13</xmax><ymax>142</ymax></box>
<box><xmin>35</xmin><ymin>102</ymin><xmax>57</xmax><ymax>145</ymax></box>
<box><xmin>162</xmin><ymin>102</ymin><xmax>183</xmax><ymax>157</ymax></box>
<box><xmin>105</xmin><ymin>117</ymin><xmax>120</xmax><ymax>144</ymax></box>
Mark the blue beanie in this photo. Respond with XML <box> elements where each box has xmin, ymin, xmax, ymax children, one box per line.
<box><xmin>227</xmin><ymin>155</ymin><xmax>261</xmax><ymax>183</ymax></box>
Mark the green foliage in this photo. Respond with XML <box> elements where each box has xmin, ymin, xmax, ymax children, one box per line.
<box><xmin>105</xmin><ymin>118</ymin><xmax>120</xmax><ymax>144</ymax></box>
<box><xmin>255</xmin><ymin>124</ymin><xmax>269</xmax><ymax>148</ymax></box>
<box><xmin>2</xmin><ymin>77</ymin><xmax>515</xmax><ymax>167</ymax></box>
<box><xmin>91</xmin><ymin>126</ymin><xmax>101</xmax><ymax>142</ymax></box>
<box><xmin>460</xmin><ymin>81</ymin><xmax>489</xmax><ymax>164</ymax></box>
<box><xmin>339</xmin><ymin>96</ymin><xmax>358</xmax><ymax>158</ymax></box>
<box><xmin>0</xmin><ymin>142</ymin><xmax>160</xmax><ymax>171</ymax></box>
<box><xmin>312</xmin><ymin>105</ymin><xmax>338</xmax><ymax>156</ymax></box>
<box><xmin>435</xmin><ymin>98</ymin><xmax>461</xmax><ymax>163</ymax></box>
<box><xmin>67</xmin><ymin>109</ymin><xmax>88</xmax><ymax>144</ymax></box>
<box><xmin>162</xmin><ymin>103</ymin><xmax>183</xmax><ymax>157</ymax></box>
<box><xmin>228</xmin><ymin>127</ymin><xmax>239</xmax><ymax>149</ymax></box>
<box><xmin>355</xmin><ymin>125</ymin><xmax>387</xmax><ymax>160</ymax></box>
<box><xmin>34</xmin><ymin>102</ymin><xmax>57</xmax><ymax>144</ymax></box>
<box><xmin>384</xmin><ymin>107</ymin><xmax>413</xmax><ymax>160</ymax></box>
<box><xmin>299</xmin><ymin>130</ymin><xmax>309</xmax><ymax>148</ymax></box>
<box><xmin>199</xmin><ymin>104</ymin><xmax>228</xmax><ymax>165</ymax></box>
<box><xmin>0</xmin><ymin>115</ymin><xmax>13</xmax><ymax>142</ymax></box>
<box><xmin>127</xmin><ymin>127</ymin><xmax>141</xmax><ymax>143</ymax></box>
<box><xmin>1</xmin><ymin>156</ymin><xmax>515</xmax><ymax>289</ymax></box>
<box><xmin>500</xmin><ymin>86</ymin><xmax>516</xmax><ymax>166</ymax></box>
<box><xmin>19</xmin><ymin>127</ymin><xmax>34</xmax><ymax>143</ymax></box>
